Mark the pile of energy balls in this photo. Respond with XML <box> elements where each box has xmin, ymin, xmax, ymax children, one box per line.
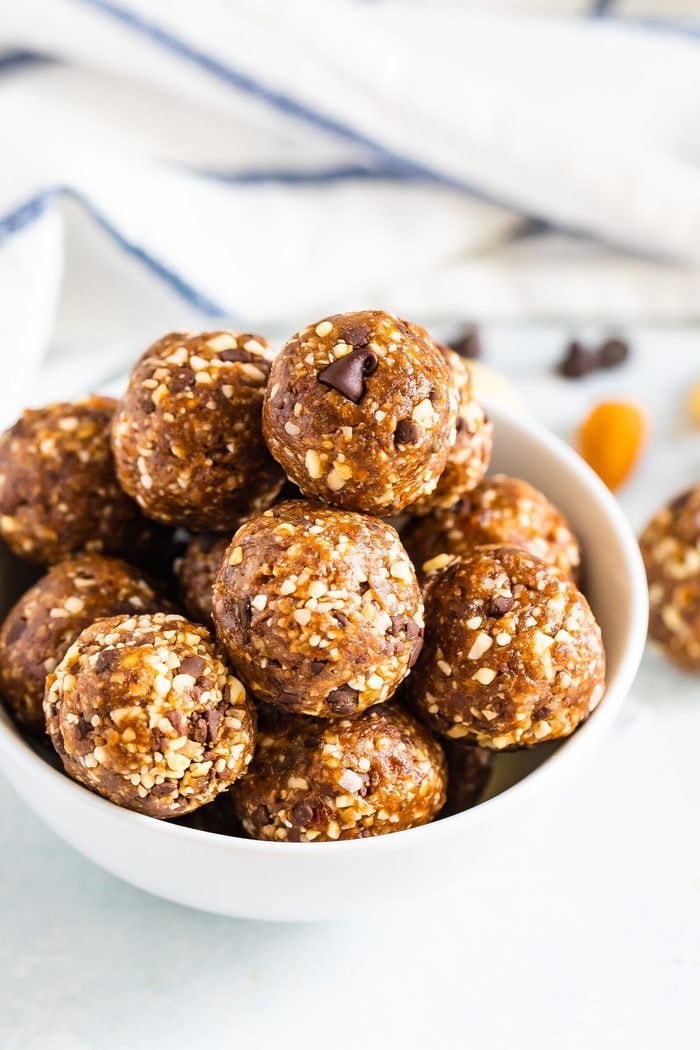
<box><xmin>0</xmin><ymin>311</ymin><xmax>606</xmax><ymax>842</ymax></box>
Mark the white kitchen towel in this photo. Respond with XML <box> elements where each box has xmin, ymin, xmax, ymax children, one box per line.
<box><xmin>1</xmin><ymin>0</ymin><xmax>700</xmax><ymax>420</ymax></box>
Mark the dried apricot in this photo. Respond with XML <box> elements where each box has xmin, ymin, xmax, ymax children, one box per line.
<box><xmin>577</xmin><ymin>400</ymin><xmax>645</xmax><ymax>491</ymax></box>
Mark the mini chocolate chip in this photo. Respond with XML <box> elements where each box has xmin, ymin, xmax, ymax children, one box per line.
<box><xmin>192</xmin><ymin>718</ymin><xmax>208</xmax><ymax>744</ymax></box>
<box><xmin>405</xmin><ymin>619</ymin><xmax>421</xmax><ymax>639</ymax></box>
<box><xmin>428</xmin><ymin>388</ymin><xmax>440</xmax><ymax>405</ymax></box>
<box><xmin>358</xmin><ymin>772</ymin><xmax>371</xmax><ymax>798</ymax></box>
<box><xmin>394</xmin><ymin>420</ymin><xmax>420</xmax><ymax>445</ymax></box>
<box><xmin>558</xmin><ymin>341</ymin><xmax>597</xmax><ymax>379</ymax></box>
<box><xmin>317</xmin><ymin>347</ymin><xmax>378</xmax><ymax>403</ymax></box>
<box><xmin>237</xmin><ymin>598</ymin><xmax>251</xmax><ymax>633</ymax></box>
<box><xmin>309</xmin><ymin>660</ymin><xmax>326</xmax><ymax>675</ymax></box>
<box><xmin>179</xmin><ymin>655</ymin><xmax>206</xmax><ymax>679</ymax></box>
<box><xmin>326</xmin><ymin>686</ymin><xmax>359</xmax><ymax>715</ymax></box>
<box><xmin>75</xmin><ymin>717</ymin><xmax>92</xmax><ymax>740</ymax></box>
<box><xmin>169</xmin><ymin>367</ymin><xmax>196</xmax><ymax>393</ymax></box>
<box><xmin>4</xmin><ymin>617</ymin><xmax>27</xmax><ymax>645</ymax></box>
<box><xmin>278</xmin><ymin>691</ymin><xmax>301</xmax><ymax>708</ymax></box>
<box><xmin>287</xmin><ymin>827</ymin><xmax>302</xmax><ymax>842</ymax></box>
<box><xmin>219</xmin><ymin>347</ymin><xmax>252</xmax><ymax>363</ymax></box>
<box><xmin>408</xmin><ymin>636</ymin><xmax>424</xmax><ymax>667</ymax></box>
<box><xmin>448</xmin><ymin>328</ymin><xmax>481</xmax><ymax>359</ymax></box>
<box><xmin>165</xmin><ymin>710</ymin><xmax>187</xmax><ymax>734</ymax></box>
<box><xmin>333</xmin><ymin>612</ymin><xmax>350</xmax><ymax>628</ymax></box>
<box><xmin>151</xmin><ymin>781</ymin><xmax>177</xmax><ymax>796</ymax></box>
<box><xmin>292</xmin><ymin>801</ymin><xmax>314</xmax><ymax>826</ymax></box>
<box><xmin>205</xmin><ymin>708</ymin><xmax>222</xmax><ymax>742</ymax></box>
<box><xmin>251</xmin><ymin>804</ymin><xmax>271</xmax><ymax>827</ymax></box>
<box><xmin>598</xmin><ymin>338</ymin><xmax>629</xmax><ymax>369</ymax></box>
<box><xmin>489</xmin><ymin>595</ymin><xmax>514</xmax><ymax>617</ymax></box>
<box><xmin>341</xmin><ymin>323</ymin><xmax>371</xmax><ymax>348</ymax></box>
<box><xmin>95</xmin><ymin>648</ymin><xmax>119</xmax><ymax>674</ymax></box>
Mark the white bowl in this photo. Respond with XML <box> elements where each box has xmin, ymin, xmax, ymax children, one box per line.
<box><xmin>0</xmin><ymin>402</ymin><xmax>648</xmax><ymax>921</ymax></box>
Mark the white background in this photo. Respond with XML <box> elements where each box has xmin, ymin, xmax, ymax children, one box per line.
<box><xmin>1</xmin><ymin>325</ymin><xmax>700</xmax><ymax>1050</ymax></box>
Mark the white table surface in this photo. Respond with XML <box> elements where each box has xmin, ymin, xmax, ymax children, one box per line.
<box><xmin>2</xmin><ymin>324</ymin><xmax>700</xmax><ymax>1050</ymax></box>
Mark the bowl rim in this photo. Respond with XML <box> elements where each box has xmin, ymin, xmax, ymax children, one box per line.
<box><xmin>0</xmin><ymin>400</ymin><xmax>650</xmax><ymax>858</ymax></box>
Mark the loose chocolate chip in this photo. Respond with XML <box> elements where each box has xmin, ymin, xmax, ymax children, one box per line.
<box><xmin>169</xmin><ymin>368</ymin><xmax>197</xmax><ymax>393</ymax></box>
<box><xmin>408</xmin><ymin>636</ymin><xmax>423</xmax><ymax>667</ymax></box>
<box><xmin>205</xmin><ymin>708</ymin><xmax>222</xmax><ymax>742</ymax></box>
<box><xmin>291</xmin><ymin>801</ymin><xmax>314</xmax><ymax>826</ymax></box>
<box><xmin>317</xmin><ymin>347</ymin><xmax>378</xmax><ymax>403</ymax></box>
<box><xmin>558</xmin><ymin>341</ymin><xmax>597</xmax><ymax>379</ymax></box>
<box><xmin>341</xmin><ymin>323</ymin><xmax>371</xmax><ymax>348</ymax></box>
<box><xmin>326</xmin><ymin>685</ymin><xmax>359</xmax><ymax>715</ymax></box>
<box><xmin>179</xmin><ymin>655</ymin><xmax>206</xmax><ymax>679</ymax></box>
<box><xmin>489</xmin><ymin>595</ymin><xmax>514</xmax><ymax>617</ymax></box>
<box><xmin>394</xmin><ymin>419</ymin><xmax>420</xmax><ymax>445</ymax></box>
<box><xmin>598</xmin><ymin>338</ymin><xmax>629</xmax><ymax>369</ymax></box>
<box><xmin>151</xmin><ymin>781</ymin><xmax>177</xmax><ymax>796</ymax></box>
<box><xmin>251</xmin><ymin>804</ymin><xmax>271</xmax><ymax>827</ymax></box>
<box><xmin>95</xmin><ymin>648</ymin><xmax>119</xmax><ymax>674</ymax></box>
<box><xmin>309</xmin><ymin>660</ymin><xmax>326</xmax><ymax>675</ymax></box>
<box><xmin>4</xmin><ymin>617</ymin><xmax>27</xmax><ymax>645</ymax></box>
<box><xmin>237</xmin><ymin>598</ymin><xmax>251</xmax><ymax>633</ymax></box>
<box><xmin>448</xmin><ymin>328</ymin><xmax>481</xmax><ymax>359</ymax></box>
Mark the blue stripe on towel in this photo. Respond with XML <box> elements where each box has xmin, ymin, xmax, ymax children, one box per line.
<box><xmin>0</xmin><ymin>50</ymin><xmax>44</xmax><ymax>74</ymax></box>
<box><xmin>72</xmin><ymin>0</ymin><xmax>513</xmax><ymax>202</ymax></box>
<box><xmin>200</xmin><ymin>163</ymin><xmax>437</xmax><ymax>186</ymax></box>
<box><xmin>0</xmin><ymin>188</ymin><xmax>230</xmax><ymax>318</ymax></box>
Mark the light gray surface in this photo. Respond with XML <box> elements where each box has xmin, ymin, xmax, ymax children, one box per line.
<box><xmin>2</xmin><ymin>327</ymin><xmax>700</xmax><ymax>1049</ymax></box>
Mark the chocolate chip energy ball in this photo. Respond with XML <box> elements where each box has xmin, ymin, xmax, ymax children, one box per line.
<box><xmin>406</xmin><ymin>344</ymin><xmax>492</xmax><ymax>516</ymax></box>
<box><xmin>408</xmin><ymin>546</ymin><xmax>605</xmax><ymax>750</ymax></box>
<box><xmin>404</xmin><ymin>474</ymin><xmax>581</xmax><ymax>584</ymax></box>
<box><xmin>0</xmin><ymin>397</ymin><xmax>159</xmax><ymax>565</ymax></box>
<box><xmin>0</xmin><ymin>554</ymin><xmax>164</xmax><ymax>733</ymax></box>
<box><xmin>212</xmin><ymin>500</ymin><xmax>424</xmax><ymax>718</ymax></box>
<box><xmin>176</xmin><ymin>533</ymin><xmax>230</xmax><ymax>630</ymax></box>
<box><xmin>112</xmin><ymin>330</ymin><xmax>285</xmax><ymax>530</ymax></box>
<box><xmin>44</xmin><ymin>612</ymin><xmax>255</xmax><ymax>818</ymax></box>
<box><xmin>639</xmin><ymin>487</ymin><xmax>700</xmax><ymax>670</ymax></box>
<box><xmin>234</xmin><ymin>704</ymin><xmax>446</xmax><ymax>841</ymax></box>
<box><xmin>262</xmin><ymin>311</ymin><xmax>459</xmax><ymax>515</ymax></box>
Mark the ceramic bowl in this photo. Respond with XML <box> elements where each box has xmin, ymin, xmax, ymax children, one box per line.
<box><xmin>0</xmin><ymin>401</ymin><xmax>648</xmax><ymax>921</ymax></box>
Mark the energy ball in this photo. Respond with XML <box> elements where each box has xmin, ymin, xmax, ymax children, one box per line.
<box><xmin>234</xmin><ymin>703</ymin><xmax>447</xmax><ymax>841</ymax></box>
<box><xmin>408</xmin><ymin>546</ymin><xmax>605</xmax><ymax>750</ymax></box>
<box><xmin>405</xmin><ymin>344</ymin><xmax>492</xmax><ymax>516</ymax></box>
<box><xmin>44</xmin><ymin>612</ymin><xmax>256</xmax><ymax>818</ymax></box>
<box><xmin>404</xmin><ymin>474</ymin><xmax>581</xmax><ymax>584</ymax></box>
<box><xmin>262</xmin><ymin>311</ymin><xmax>459</xmax><ymax>515</ymax></box>
<box><xmin>176</xmin><ymin>533</ymin><xmax>230</xmax><ymax>630</ymax></box>
<box><xmin>639</xmin><ymin>487</ymin><xmax>700</xmax><ymax>670</ymax></box>
<box><xmin>0</xmin><ymin>397</ymin><xmax>160</xmax><ymax>565</ymax></box>
<box><xmin>112</xmin><ymin>330</ymin><xmax>286</xmax><ymax>530</ymax></box>
<box><xmin>212</xmin><ymin>500</ymin><xmax>424</xmax><ymax>718</ymax></box>
<box><xmin>0</xmin><ymin>554</ymin><xmax>164</xmax><ymax>733</ymax></box>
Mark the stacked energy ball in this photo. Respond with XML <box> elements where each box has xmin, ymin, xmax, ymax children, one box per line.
<box><xmin>0</xmin><ymin>311</ymin><xmax>606</xmax><ymax>841</ymax></box>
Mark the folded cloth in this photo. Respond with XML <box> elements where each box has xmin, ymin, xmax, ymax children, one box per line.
<box><xmin>1</xmin><ymin>0</ymin><xmax>700</xmax><ymax>422</ymax></box>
